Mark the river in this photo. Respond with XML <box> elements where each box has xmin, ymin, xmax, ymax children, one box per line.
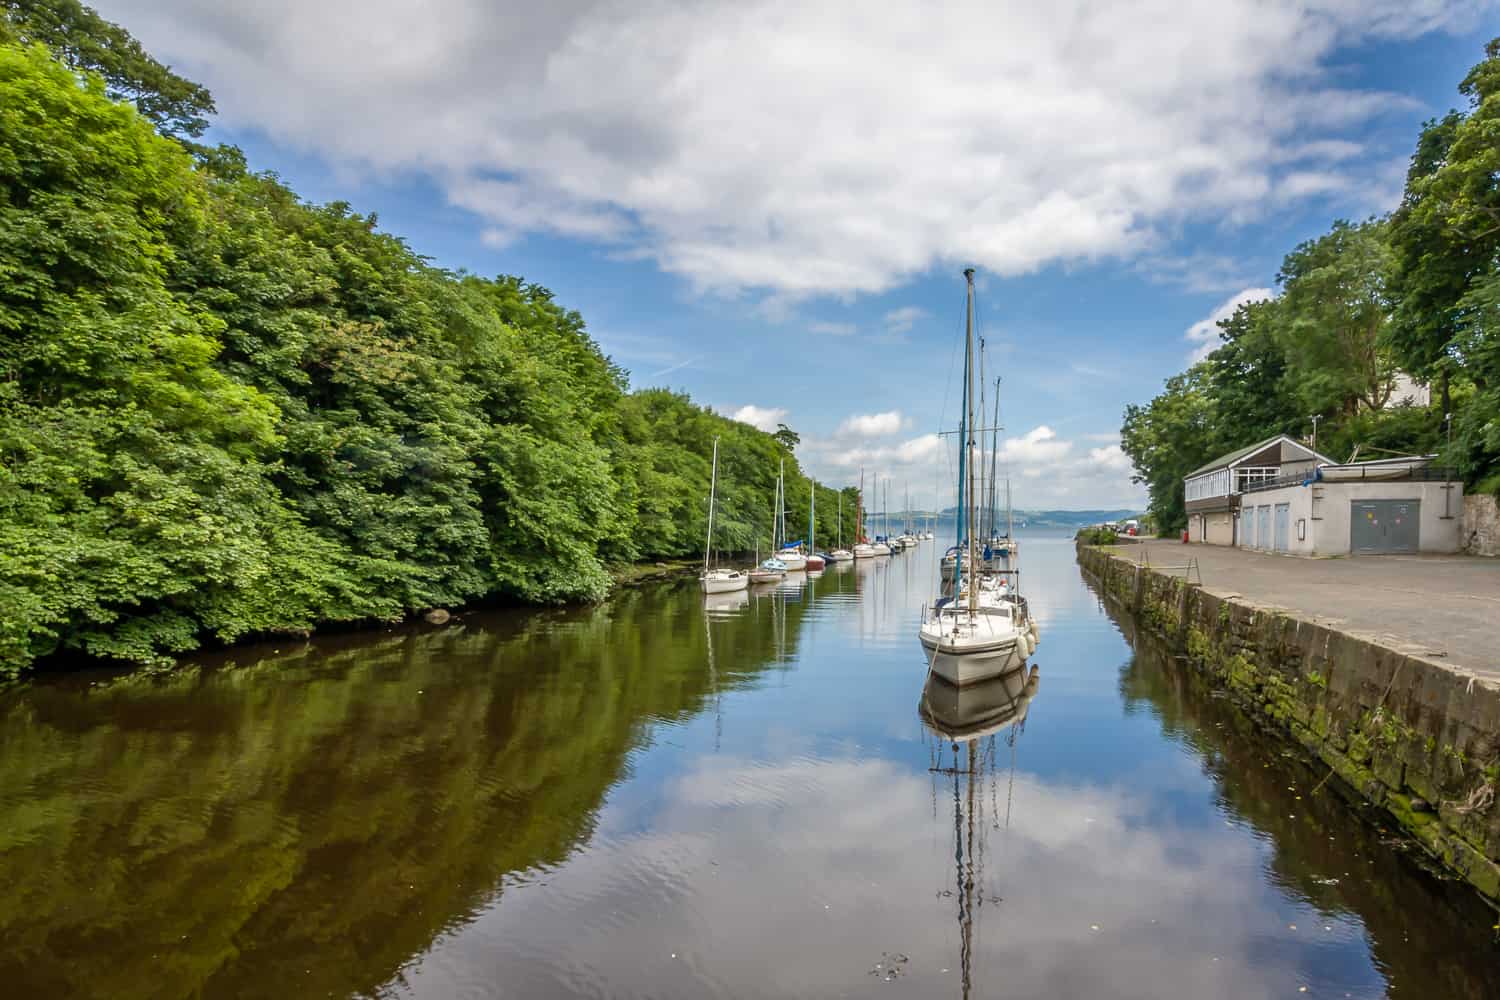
<box><xmin>1</xmin><ymin>529</ymin><xmax>1495</xmax><ymax>998</ymax></box>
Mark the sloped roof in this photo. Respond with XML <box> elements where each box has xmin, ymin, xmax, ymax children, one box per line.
<box><xmin>1185</xmin><ymin>434</ymin><xmax>1333</xmax><ymax>479</ymax></box>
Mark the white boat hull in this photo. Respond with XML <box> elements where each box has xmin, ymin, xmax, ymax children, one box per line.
<box><xmin>853</xmin><ymin>544</ymin><xmax>876</xmax><ymax>559</ymax></box>
<box><xmin>918</xmin><ymin>613</ymin><xmax>1027</xmax><ymax>686</ymax></box>
<box><xmin>777</xmin><ymin>552</ymin><xmax>808</xmax><ymax>571</ymax></box>
<box><xmin>828</xmin><ymin>550</ymin><xmax>854</xmax><ymax>562</ymax></box>
<box><xmin>700</xmin><ymin>571</ymin><xmax>749</xmax><ymax>594</ymax></box>
<box><xmin>872</xmin><ymin>543</ymin><xmax>891</xmax><ymax>556</ymax></box>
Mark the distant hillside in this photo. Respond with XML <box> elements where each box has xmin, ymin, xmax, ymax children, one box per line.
<box><xmin>877</xmin><ymin>508</ymin><xmax>1144</xmax><ymax>528</ymax></box>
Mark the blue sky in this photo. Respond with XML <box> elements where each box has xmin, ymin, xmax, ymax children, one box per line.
<box><xmin>99</xmin><ymin>1</ymin><xmax>1498</xmax><ymax>509</ymax></box>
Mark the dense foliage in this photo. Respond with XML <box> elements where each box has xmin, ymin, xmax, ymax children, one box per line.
<box><xmin>1122</xmin><ymin>40</ymin><xmax>1500</xmax><ymax>532</ymax></box>
<box><xmin>0</xmin><ymin>23</ymin><xmax>857</xmax><ymax>676</ymax></box>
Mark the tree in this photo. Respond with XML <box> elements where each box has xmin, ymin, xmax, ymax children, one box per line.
<box><xmin>1274</xmin><ymin>219</ymin><xmax>1398</xmax><ymax>418</ymax></box>
<box><xmin>1120</xmin><ymin>368</ymin><xmax>1216</xmax><ymax>533</ymax></box>
<box><xmin>772</xmin><ymin>423</ymin><xmax>800</xmax><ymax>453</ymax></box>
<box><xmin>1385</xmin><ymin>37</ymin><xmax>1500</xmax><ymax>487</ymax></box>
<box><xmin>1</xmin><ymin>0</ymin><xmax>215</xmax><ymax>137</ymax></box>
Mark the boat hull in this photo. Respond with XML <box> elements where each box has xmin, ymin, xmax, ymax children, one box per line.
<box><xmin>828</xmin><ymin>550</ymin><xmax>854</xmax><ymax>562</ymax></box>
<box><xmin>805</xmin><ymin>555</ymin><xmax>826</xmax><ymax>570</ymax></box>
<box><xmin>700</xmin><ymin>572</ymin><xmax>749</xmax><ymax>594</ymax></box>
<box><xmin>777</xmin><ymin>552</ymin><xmax>808</xmax><ymax>571</ymax></box>
<box><xmin>919</xmin><ymin>636</ymin><xmax>1025</xmax><ymax>686</ymax></box>
<box><xmin>748</xmin><ymin>570</ymin><xmax>784</xmax><ymax>584</ymax></box>
<box><xmin>871</xmin><ymin>543</ymin><xmax>891</xmax><ymax>556</ymax></box>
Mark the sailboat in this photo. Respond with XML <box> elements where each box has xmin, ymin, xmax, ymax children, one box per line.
<box><xmin>852</xmin><ymin>468</ymin><xmax>876</xmax><ymax>558</ymax></box>
<box><xmin>750</xmin><ymin>462</ymin><xmax>789</xmax><ymax>583</ymax></box>
<box><xmin>829</xmin><ymin>490</ymin><xmax>854</xmax><ymax>562</ymax></box>
<box><xmin>774</xmin><ymin>459</ymin><xmax>808</xmax><ymax>571</ymax></box>
<box><xmin>805</xmin><ymin>478</ymin><xmax>826</xmax><ymax>570</ymax></box>
<box><xmin>897</xmin><ymin>482</ymin><xmax>918</xmax><ymax>548</ymax></box>
<box><xmin>871</xmin><ymin>477</ymin><xmax>892</xmax><ymax>555</ymax></box>
<box><xmin>919</xmin><ymin>269</ymin><xmax>1036</xmax><ymax>686</ymax></box>
<box><xmin>700</xmin><ymin>436</ymin><xmax>749</xmax><ymax>594</ymax></box>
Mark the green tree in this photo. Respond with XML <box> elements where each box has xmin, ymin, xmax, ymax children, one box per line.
<box><xmin>1120</xmin><ymin>368</ymin><xmax>1216</xmax><ymax>533</ymax></box>
<box><xmin>1274</xmin><ymin>219</ymin><xmax>1397</xmax><ymax>418</ymax></box>
<box><xmin>1</xmin><ymin>0</ymin><xmax>215</xmax><ymax>137</ymax></box>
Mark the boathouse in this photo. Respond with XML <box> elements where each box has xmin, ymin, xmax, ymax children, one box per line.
<box><xmin>1185</xmin><ymin>437</ymin><xmax>1464</xmax><ymax>554</ymax></box>
<box><xmin>1184</xmin><ymin>435</ymin><xmax>1332</xmax><ymax>545</ymax></box>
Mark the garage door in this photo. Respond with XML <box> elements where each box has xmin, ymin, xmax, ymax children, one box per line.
<box><xmin>1257</xmin><ymin>506</ymin><xmax>1270</xmax><ymax>550</ymax></box>
<box><xmin>1350</xmin><ymin>500</ymin><xmax>1420</xmax><ymax>554</ymax></box>
<box><xmin>1274</xmin><ymin>503</ymin><xmax>1290</xmax><ymax>552</ymax></box>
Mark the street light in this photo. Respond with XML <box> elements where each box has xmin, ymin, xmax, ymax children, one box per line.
<box><xmin>1310</xmin><ymin>414</ymin><xmax>1322</xmax><ymax>452</ymax></box>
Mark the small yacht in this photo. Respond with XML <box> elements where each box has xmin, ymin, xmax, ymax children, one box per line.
<box><xmin>749</xmin><ymin>557</ymin><xmax>787</xmax><ymax>584</ymax></box>
<box><xmin>699</xmin><ymin>436</ymin><xmax>749</xmax><ymax>595</ymax></box>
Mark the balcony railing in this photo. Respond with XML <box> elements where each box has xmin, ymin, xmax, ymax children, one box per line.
<box><xmin>1238</xmin><ymin>465</ymin><xmax>1457</xmax><ymax>495</ymax></box>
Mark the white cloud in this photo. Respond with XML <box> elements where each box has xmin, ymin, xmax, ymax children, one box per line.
<box><xmin>807</xmin><ymin>320</ymin><xmax>856</xmax><ymax>336</ymax></box>
<box><xmin>98</xmin><ymin>0</ymin><xmax>1492</xmax><ymax>297</ymax></box>
<box><xmin>1184</xmin><ymin>287</ymin><xmax>1275</xmax><ymax>363</ymax></box>
<box><xmin>836</xmin><ymin>410</ymin><xmax>905</xmax><ymax>437</ymax></box>
<box><xmin>882</xmin><ymin>306</ymin><xmax>927</xmax><ymax>335</ymax></box>
<box><xmin>731</xmin><ymin>404</ymin><xmax>788</xmax><ymax>432</ymax></box>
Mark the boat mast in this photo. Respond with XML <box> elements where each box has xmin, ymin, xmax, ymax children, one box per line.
<box><xmin>808</xmin><ymin>475</ymin><xmax>815</xmax><ymax>552</ymax></box>
<box><xmin>837</xmin><ymin>491</ymin><xmax>843</xmax><ymax>548</ymax></box>
<box><xmin>964</xmin><ymin>268</ymin><xmax>978</xmax><ymax>616</ymax></box>
<box><xmin>987</xmin><ymin>376</ymin><xmax>1001</xmax><ymax>541</ymax></box>
<box><xmin>705</xmin><ymin>435</ymin><xmax>720</xmax><ymax>574</ymax></box>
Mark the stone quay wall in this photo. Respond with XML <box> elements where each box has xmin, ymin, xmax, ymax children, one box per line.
<box><xmin>1078</xmin><ymin>543</ymin><xmax>1500</xmax><ymax>905</ymax></box>
<box><xmin>1464</xmin><ymin>494</ymin><xmax>1500</xmax><ymax>557</ymax></box>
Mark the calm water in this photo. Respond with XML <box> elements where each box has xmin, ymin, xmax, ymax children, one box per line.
<box><xmin>2</xmin><ymin>531</ymin><xmax>1497</xmax><ymax>998</ymax></box>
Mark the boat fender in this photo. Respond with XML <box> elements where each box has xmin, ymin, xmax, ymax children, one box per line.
<box><xmin>1028</xmin><ymin>620</ymin><xmax>1040</xmax><ymax>641</ymax></box>
<box><xmin>1016</xmin><ymin>633</ymin><xmax>1031</xmax><ymax>658</ymax></box>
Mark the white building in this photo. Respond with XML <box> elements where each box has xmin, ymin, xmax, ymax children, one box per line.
<box><xmin>1184</xmin><ymin>436</ymin><xmax>1463</xmax><ymax>554</ymax></box>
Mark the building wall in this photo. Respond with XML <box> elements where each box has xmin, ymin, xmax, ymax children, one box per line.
<box><xmin>1239</xmin><ymin>480</ymin><xmax>1464</xmax><ymax>555</ymax></box>
<box><xmin>1463</xmin><ymin>494</ymin><xmax>1500</xmax><ymax>557</ymax></box>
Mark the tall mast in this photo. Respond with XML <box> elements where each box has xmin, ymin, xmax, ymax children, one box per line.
<box><xmin>988</xmin><ymin>376</ymin><xmax>1002</xmax><ymax>541</ymax></box>
<box><xmin>837</xmin><ymin>490</ymin><xmax>842</xmax><ymax>548</ymax></box>
<box><xmin>808</xmin><ymin>475</ymin><xmax>815</xmax><ymax>551</ymax></box>
<box><xmin>978</xmin><ymin>340</ymin><xmax>987</xmax><ymax>542</ymax></box>
<box><xmin>777</xmin><ymin>458</ymin><xmax>785</xmax><ymax>550</ymax></box>
<box><xmin>964</xmin><ymin>268</ymin><xmax>978</xmax><ymax>615</ymax></box>
<box><xmin>858</xmin><ymin>468</ymin><xmax>864</xmax><ymax>543</ymax></box>
<box><xmin>705</xmin><ymin>435</ymin><xmax>719</xmax><ymax>574</ymax></box>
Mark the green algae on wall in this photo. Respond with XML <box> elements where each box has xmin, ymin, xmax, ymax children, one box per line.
<box><xmin>1076</xmin><ymin>543</ymin><xmax>1500</xmax><ymax>905</ymax></box>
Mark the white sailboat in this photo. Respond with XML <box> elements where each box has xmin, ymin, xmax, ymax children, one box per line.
<box><xmin>700</xmin><ymin>436</ymin><xmax>749</xmax><ymax>594</ymax></box>
<box><xmin>829</xmin><ymin>489</ymin><xmax>854</xmax><ymax>562</ymax></box>
<box><xmin>773</xmin><ymin>459</ymin><xmax>807</xmax><ymax>571</ymax></box>
<box><xmin>919</xmin><ymin>269</ymin><xmax>1035</xmax><ymax>687</ymax></box>
<box><xmin>805</xmin><ymin>475</ymin><xmax>826</xmax><ymax>570</ymax></box>
<box><xmin>852</xmin><ymin>468</ymin><xmax>877</xmax><ymax>558</ymax></box>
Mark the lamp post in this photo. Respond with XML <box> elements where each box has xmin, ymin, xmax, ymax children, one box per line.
<box><xmin>1310</xmin><ymin>414</ymin><xmax>1322</xmax><ymax>453</ymax></box>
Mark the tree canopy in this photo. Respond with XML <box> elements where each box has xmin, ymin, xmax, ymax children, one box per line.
<box><xmin>0</xmin><ymin>26</ymin><xmax>857</xmax><ymax>676</ymax></box>
<box><xmin>1122</xmin><ymin>38</ymin><xmax>1500</xmax><ymax>531</ymax></box>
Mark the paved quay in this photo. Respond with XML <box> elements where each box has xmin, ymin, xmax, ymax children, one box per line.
<box><xmin>1113</xmin><ymin>539</ymin><xmax>1500</xmax><ymax>679</ymax></box>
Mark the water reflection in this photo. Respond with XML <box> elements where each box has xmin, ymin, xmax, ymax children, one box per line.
<box><xmin>918</xmin><ymin>665</ymin><xmax>1040</xmax><ymax>998</ymax></box>
<box><xmin>0</xmin><ymin>533</ymin><xmax>1495</xmax><ymax>999</ymax></box>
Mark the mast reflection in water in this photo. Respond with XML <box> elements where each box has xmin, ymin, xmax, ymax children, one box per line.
<box><xmin>920</xmin><ymin>664</ymin><xmax>1041</xmax><ymax>999</ymax></box>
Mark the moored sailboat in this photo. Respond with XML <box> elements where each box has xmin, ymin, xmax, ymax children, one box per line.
<box><xmin>918</xmin><ymin>269</ymin><xmax>1035</xmax><ymax>686</ymax></box>
<box><xmin>700</xmin><ymin>436</ymin><xmax>749</xmax><ymax>595</ymax></box>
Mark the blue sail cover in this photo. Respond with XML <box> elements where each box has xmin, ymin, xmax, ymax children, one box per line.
<box><xmin>779</xmin><ymin>539</ymin><xmax>804</xmax><ymax>549</ymax></box>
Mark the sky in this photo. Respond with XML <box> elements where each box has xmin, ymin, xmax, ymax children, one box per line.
<box><xmin>96</xmin><ymin>0</ymin><xmax>1499</xmax><ymax>510</ymax></box>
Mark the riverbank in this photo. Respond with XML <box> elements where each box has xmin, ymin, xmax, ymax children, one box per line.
<box><xmin>1078</xmin><ymin>542</ymin><xmax>1500</xmax><ymax>906</ymax></box>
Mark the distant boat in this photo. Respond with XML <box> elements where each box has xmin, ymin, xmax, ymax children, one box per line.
<box><xmin>853</xmin><ymin>468</ymin><xmax>877</xmax><ymax>558</ymax></box>
<box><xmin>749</xmin><ymin>557</ymin><xmax>787</xmax><ymax>584</ymax></box>
<box><xmin>804</xmin><ymin>474</ymin><xmax>825</xmax><ymax>570</ymax></box>
<box><xmin>828</xmin><ymin>491</ymin><xmax>854</xmax><ymax>562</ymax></box>
<box><xmin>700</xmin><ymin>436</ymin><xmax>748</xmax><ymax>595</ymax></box>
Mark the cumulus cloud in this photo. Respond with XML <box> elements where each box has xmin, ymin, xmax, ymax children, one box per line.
<box><xmin>1184</xmin><ymin>287</ymin><xmax>1275</xmax><ymax>362</ymax></box>
<box><xmin>95</xmin><ymin>0</ymin><xmax>1491</xmax><ymax>297</ymax></box>
<box><xmin>836</xmin><ymin>410</ymin><xmax>905</xmax><ymax>437</ymax></box>
<box><xmin>731</xmin><ymin>404</ymin><xmax>788</xmax><ymax>432</ymax></box>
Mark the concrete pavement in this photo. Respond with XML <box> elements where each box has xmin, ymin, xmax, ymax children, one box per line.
<box><xmin>1116</xmin><ymin>539</ymin><xmax>1500</xmax><ymax>678</ymax></box>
